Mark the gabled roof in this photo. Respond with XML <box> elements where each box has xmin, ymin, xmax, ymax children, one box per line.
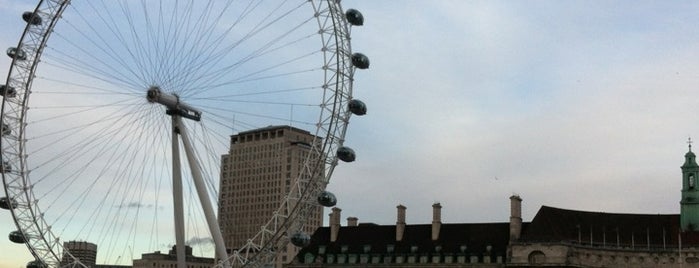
<box><xmin>521</xmin><ymin>206</ymin><xmax>682</xmax><ymax>246</ymax></box>
<box><xmin>299</xmin><ymin>222</ymin><xmax>513</xmax><ymax>257</ymax></box>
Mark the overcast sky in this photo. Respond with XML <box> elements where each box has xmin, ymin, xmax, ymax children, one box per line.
<box><xmin>3</xmin><ymin>1</ymin><xmax>699</xmax><ymax>267</ymax></box>
<box><xmin>330</xmin><ymin>0</ymin><xmax>699</xmax><ymax>225</ymax></box>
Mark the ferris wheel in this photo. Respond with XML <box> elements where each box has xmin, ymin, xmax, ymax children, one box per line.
<box><xmin>1</xmin><ymin>1</ymin><xmax>369</xmax><ymax>267</ymax></box>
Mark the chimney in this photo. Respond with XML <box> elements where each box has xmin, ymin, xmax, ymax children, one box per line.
<box><xmin>509</xmin><ymin>195</ymin><xmax>522</xmax><ymax>241</ymax></box>
<box><xmin>396</xmin><ymin>204</ymin><xmax>406</xmax><ymax>241</ymax></box>
<box><xmin>432</xmin><ymin>203</ymin><xmax>442</xmax><ymax>240</ymax></box>
<box><xmin>330</xmin><ymin>207</ymin><xmax>341</xmax><ymax>242</ymax></box>
<box><xmin>347</xmin><ymin>217</ymin><xmax>358</xmax><ymax>227</ymax></box>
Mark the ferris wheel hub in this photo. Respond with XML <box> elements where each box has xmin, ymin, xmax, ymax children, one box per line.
<box><xmin>146</xmin><ymin>86</ymin><xmax>201</xmax><ymax>121</ymax></box>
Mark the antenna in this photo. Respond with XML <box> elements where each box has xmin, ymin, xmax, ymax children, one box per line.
<box><xmin>689</xmin><ymin>137</ymin><xmax>693</xmax><ymax>151</ymax></box>
<box><xmin>289</xmin><ymin>104</ymin><xmax>294</xmax><ymax>127</ymax></box>
<box><xmin>231</xmin><ymin>115</ymin><xmax>236</xmax><ymax>133</ymax></box>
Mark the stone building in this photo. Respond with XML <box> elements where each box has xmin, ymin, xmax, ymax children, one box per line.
<box><xmin>132</xmin><ymin>245</ymin><xmax>213</xmax><ymax>268</ymax></box>
<box><xmin>218</xmin><ymin>125</ymin><xmax>324</xmax><ymax>267</ymax></box>
<box><xmin>61</xmin><ymin>241</ymin><xmax>98</xmax><ymax>267</ymax></box>
<box><xmin>508</xmin><ymin>145</ymin><xmax>699</xmax><ymax>267</ymax></box>
<box><xmin>289</xmin><ymin>204</ymin><xmax>511</xmax><ymax>267</ymax></box>
<box><xmin>289</xmin><ymin>146</ymin><xmax>699</xmax><ymax>267</ymax></box>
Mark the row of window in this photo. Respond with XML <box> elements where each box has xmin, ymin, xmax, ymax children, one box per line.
<box><xmin>140</xmin><ymin>263</ymin><xmax>211</xmax><ymax>268</ymax></box>
<box><xmin>222</xmin><ymin>183</ymin><xmax>285</xmax><ymax>193</ymax></box>
<box><xmin>301</xmin><ymin>253</ymin><xmax>503</xmax><ymax>264</ymax></box>
<box><xmin>232</xmin><ymin>129</ymin><xmax>290</xmax><ymax>144</ymax></box>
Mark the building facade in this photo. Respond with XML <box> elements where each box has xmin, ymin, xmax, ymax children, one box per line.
<box><xmin>218</xmin><ymin>126</ymin><xmax>324</xmax><ymax>267</ymax></box>
<box><xmin>507</xmin><ymin>145</ymin><xmax>699</xmax><ymax>267</ymax></box>
<box><xmin>289</xmin><ymin>146</ymin><xmax>699</xmax><ymax>268</ymax></box>
<box><xmin>289</xmin><ymin>204</ymin><xmax>510</xmax><ymax>268</ymax></box>
<box><xmin>61</xmin><ymin>241</ymin><xmax>98</xmax><ymax>268</ymax></box>
<box><xmin>132</xmin><ymin>245</ymin><xmax>213</xmax><ymax>268</ymax></box>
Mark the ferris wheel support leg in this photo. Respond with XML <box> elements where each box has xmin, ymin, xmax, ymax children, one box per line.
<box><xmin>175</xmin><ymin>116</ymin><xmax>231</xmax><ymax>268</ymax></box>
<box><xmin>172</xmin><ymin>116</ymin><xmax>187</xmax><ymax>268</ymax></box>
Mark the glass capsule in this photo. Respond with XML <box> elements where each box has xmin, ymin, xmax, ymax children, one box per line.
<box><xmin>345</xmin><ymin>9</ymin><xmax>364</xmax><ymax>26</ymax></box>
<box><xmin>22</xmin><ymin>12</ymin><xmax>42</xmax><ymax>25</ymax></box>
<box><xmin>0</xmin><ymin>197</ymin><xmax>18</xmax><ymax>210</ymax></box>
<box><xmin>337</xmin><ymin>146</ymin><xmax>356</xmax><ymax>162</ymax></box>
<box><xmin>348</xmin><ymin>99</ymin><xmax>367</xmax><ymax>116</ymax></box>
<box><xmin>9</xmin><ymin>230</ymin><xmax>26</xmax><ymax>243</ymax></box>
<box><xmin>26</xmin><ymin>260</ymin><xmax>47</xmax><ymax>268</ymax></box>
<box><xmin>317</xmin><ymin>191</ymin><xmax>337</xmax><ymax>207</ymax></box>
<box><xmin>7</xmin><ymin>47</ymin><xmax>27</xmax><ymax>61</ymax></box>
<box><xmin>290</xmin><ymin>232</ymin><xmax>311</xmax><ymax>247</ymax></box>
<box><xmin>351</xmin><ymin>53</ymin><xmax>369</xmax><ymax>69</ymax></box>
<box><xmin>2</xmin><ymin>123</ymin><xmax>11</xmax><ymax>136</ymax></box>
<box><xmin>0</xmin><ymin>85</ymin><xmax>17</xmax><ymax>98</ymax></box>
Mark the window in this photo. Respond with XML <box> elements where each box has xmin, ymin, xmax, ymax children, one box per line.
<box><xmin>304</xmin><ymin>253</ymin><xmax>315</xmax><ymax>263</ymax></box>
<box><xmin>528</xmin><ymin>250</ymin><xmax>546</xmax><ymax>264</ymax></box>
<box><xmin>690</xmin><ymin>174</ymin><xmax>696</xmax><ymax>188</ymax></box>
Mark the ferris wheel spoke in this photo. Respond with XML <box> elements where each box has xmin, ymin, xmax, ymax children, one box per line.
<box><xmin>34</xmin><ymin>104</ymin><xmax>156</xmax><ymax>201</ymax></box>
<box><xmin>201</xmin><ymin>98</ymin><xmax>316</xmax><ymax>107</ymax></box>
<box><xmin>74</xmin><ymin>112</ymin><xmax>168</xmax><ymax>259</ymax></box>
<box><xmin>28</xmin><ymin>98</ymin><xmax>141</xmax><ymax>126</ymax></box>
<box><xmin>56</xmin><ymin>5</ymin><xmax>151</xmax><ymax>87</ymax></box>
<box><xmin>151</xmin><ymin>2</ymin><xmax>241</xmax><ymax>93</ymax></box>
<box><xmin>200</xmin><ymin>104</ymin><xmax>317</xmax><ymax>127</ymax></box>
<box><xmin>117</xmin><ymin>1</ymin><xmax>159</xmax><ymax>83</ymax></box>
<box><xmin>34</xmin><ymin>76</ymin><xmax>140</xmax><ymax>96</ymax></box>
<box><xmin>40</xmin><ymin>52</ymin><xmax>144</xmax><ymax>93</ymax></box>
<box><xmin>187</xmin><ymin>52</ymin><xmax>319</xmax><ymax>97</ymax></box>
<box><xmin>29</xmin><ymin>107</ymin><xmax>157</xmax><ymax>207</ymax></box>
<box><xmin>191</xmin><ymin>86</ymin><xmax>320</xmax><ymax>100</ymax></box>
<box><xmin>78</xmin><ymin>139</ymin><xmax>163</xmax><ymax>239</ymax></box>
<box><xmin>176</xmin><ymin>2</ymin><xmax>312</xmax><ymax>97</ymax></box>
<box><xmin>184</xmin><ymin>36</ymin><xmax>318</xmax><ymax>98</ymax></box>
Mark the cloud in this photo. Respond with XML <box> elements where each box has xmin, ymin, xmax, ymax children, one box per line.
<box><xmin>116</xmin><ymin>202</ymin><xmax>160</xmax><ymax>209</ymax></box>
<box><xmin>186</xmin><ymin>236</ymin><xmax>214</xmax><ymax>247</ymax></box>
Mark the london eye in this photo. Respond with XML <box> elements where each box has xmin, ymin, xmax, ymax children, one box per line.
<box><xmin>1</xmin><ymin>1</ymin><xmax>368</xmax><ymax>267</ymax></box>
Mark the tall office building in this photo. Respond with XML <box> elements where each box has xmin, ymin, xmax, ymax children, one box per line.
<box><xmin>218</xmin><ymin>125</ymin><xmax>324</xmax><ymax>267</ymax></box>
<box><xmin>61</xmin><ymin>241</ymin><xmax>97</xmax><ymax>267</ymax></box>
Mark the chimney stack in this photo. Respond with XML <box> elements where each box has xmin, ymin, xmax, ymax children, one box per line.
<box><xmin>509</xmin><ymin>195</ymin><xmax>522</xmax><ymax>241</ymax></box>
<box><xmin>347</xmin><ymin>217</ymin><xmax>358</xmax><ymax>227</ymax></box>
<box><xmin>330</xmin><ymin>207</ymin><xmax>341</xmax><ymax>242</ymax></box>
<box><xmin>432</xmin><ymin>203</ymin><xmax>442</xmax><ymax>240</ymax></box>
<box><xmin>396</xmin><ymin>204</ymin><xmax>406</xmax><ymax>241</ymax></box>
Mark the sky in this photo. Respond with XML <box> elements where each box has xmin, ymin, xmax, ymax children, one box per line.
<box><xmin>2</xmin><ymin>1</ymin><xmax>699</xmax><ymax>267</ymax></box>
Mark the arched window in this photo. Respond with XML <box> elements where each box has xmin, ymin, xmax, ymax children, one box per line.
<box><xmin>528</xmin><ymin>250</ymin><xmax>546</xmax><ymax>264</ymax></box>
<box><xmin>690</xmin><ymin>174</ymin><xmax>695</xmax><ymax>189</ymax></box>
